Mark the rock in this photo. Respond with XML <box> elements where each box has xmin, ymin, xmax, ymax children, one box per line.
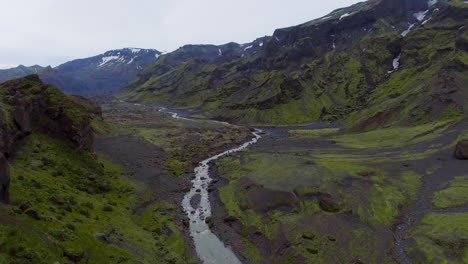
<box><xmin>454</xmin><ymin>140</ymin><xmax>468</xmax><ymax>160</ymax></box>
<box><xmin>30</xmin><ymin>160</ymin><xmax>43</xmax><ymax>168</ymax></box>
<box><xmin>223</xmin><ymin>216</ymin><xmax>239</xmax><ymax>223</ymax></box>
<box><xmin>302</xmin><ymin>233</ymin><xmax>315</xmax><ymax>240</ymax></box>
<box><xmin>318</xmin><ymin>194</ymin><xmax>341</xmax><ymax>212</ymax></box>
<box><xmin>94</xmin><ymin>233</ymin><xmax>110</xmax><ymax>243</ymax></box>
<box><xmin>358</xmin><ymin>171</ymin><xmax>377</xmax><ymax>177</ymax></box>
<box><xmin>205</xmin><ymin>216</ymin><xmax>214</xmax><ymax>228</ymax></box>
<box><xmin>64</xmin><ymin>247</ymin><xmax>87</xmax><ymax>262</ymax></box>
<box><xmin>25</xmin><ymin>208</ymin><xmax>41</xmax><ymax>220</ymax></box>
<box><xmin>51</xmin><ymin>196</ymin><xmax>66</xmax><ymax>205</ymax></box>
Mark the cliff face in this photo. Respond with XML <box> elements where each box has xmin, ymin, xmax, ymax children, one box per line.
<box><xmin>122</xmin><ymin>0</ymin><xmax>467</xmax><ymax>126</ymax></box>
<box><xmin>0</xmin><ymin>75</ymin><xmax>98</xmax><ymax>202</ymax></box>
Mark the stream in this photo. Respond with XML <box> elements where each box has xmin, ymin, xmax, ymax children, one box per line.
<box><xmin>158</xmin><ymin>106</ymin><xmax>261</xmax><ymax>264</ymax></box>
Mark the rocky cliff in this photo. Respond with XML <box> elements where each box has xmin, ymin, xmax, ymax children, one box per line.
<box><xmin>0</xmin><ymin>75</ymin><xmax>98</xmax><ymax>202</ymax></box>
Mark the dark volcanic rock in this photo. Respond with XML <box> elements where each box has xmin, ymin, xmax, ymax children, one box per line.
<box><xmin>25</xmin><ymin>208</ymin><xmax>41</xmax><ymax>220</ymax></box>
<box><xmin>318</xmin><ymin>194</ymin><xmax>341</xmax><ymax>212</ymax></box>
<box><xmin>454</xmin><ymin>140</ymin><xmax>468</xmax><ymax>160</ymax></box>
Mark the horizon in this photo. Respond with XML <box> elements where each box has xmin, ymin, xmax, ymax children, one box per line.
<box><xmin>0</xmin><ymin>0</ymin><xmax>363</xmax><ymax>68</ymax></box>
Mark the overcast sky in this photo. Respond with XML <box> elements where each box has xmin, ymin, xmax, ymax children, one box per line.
<box><xmin>0</xmin><ymin>0</ymin><xmax>362</xmax><ymax>68</ymax></box>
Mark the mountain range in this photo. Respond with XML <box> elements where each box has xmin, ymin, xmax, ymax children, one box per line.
<box><xmin>0</xmin><ymin>48</ymin><xmax>161</xmax><ymax>95</ymax></box>
<box><xmin>121</xmin><ymin>0</ymin><xmax>467</xmax><ymax>128</ymax></box>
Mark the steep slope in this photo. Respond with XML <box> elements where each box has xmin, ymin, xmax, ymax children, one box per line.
<box><xmin>0</xmin><ymin>76</ymin><xmax>197</xmax><ymax>263</ymax></box>
<box><xmin>0</xmin><ymin>75</ymin><xmax>95</xmax><ymax>203</ymax></box>
<box><xmin>122</xmin><ymin>0</ymin><xmax>467</xmax><ymax>126</ymax></box>
<box><xmin>41</xmin><ymin>48</ymin><xmax>162</xmax><ymax>95</ymax></box>
<box><xmin>0</xmin><ymin>65</ymin><xmax>45</xmax><ymax>83</ymax></box>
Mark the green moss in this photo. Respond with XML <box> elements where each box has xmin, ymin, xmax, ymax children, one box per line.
<box><xmin>288</xmin><ymin>128</ymin><xmax>340</xmax><ymax>138</ymax></box>
<box><xmin>166</xmin><ymin>159</ymin><xmax>188</xmax><ymax>178</ymax></box>
<box><xmin>3</xmin><ymin>132</ymin><xmax>193</xmax><ymax>264</ymax></box>
<box><xmin>409</xmin><ymin>213</ymin><xmax>468</xmax><ymax>264</ymax></box>
<box><xmin>433</xmin><ymin>176</ymin><xmax>468</xmax><ymax>209</ymax></box>
<box><xmin>333</xmin><ymin>121</ymin><xmax>453</xmax><ymax>149</ymax></box>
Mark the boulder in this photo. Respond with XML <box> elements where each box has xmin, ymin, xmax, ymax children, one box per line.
<box><xmin>25</xmin><ymin>208</ymin><xmax>41</xmax><ymax>220</ymax></box>
<box><xmin>318</xmin><ymin>194</ymin><xmax>341</xmax><ymax>212</ymax></box>
<box><xmin>454</xmin><ymin>140</ymin><xmax>468</xmax><ymax>160</ymax></box>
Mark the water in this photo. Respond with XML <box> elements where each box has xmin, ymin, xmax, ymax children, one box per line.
<box><xmin>155</xmin><ymin>104</ymin><xmax>261</xmax><ymax>263</ymax></box>
<box><xmin>181</xmin><ymin>130</ymin><xmax>262</xmax><ymax>264</ymax></box>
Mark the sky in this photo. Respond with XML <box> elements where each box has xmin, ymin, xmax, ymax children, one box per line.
<box><xmin>0</xmin><ymin>0</ymin><xmax>363</xmax><ymax>68</ymax></box>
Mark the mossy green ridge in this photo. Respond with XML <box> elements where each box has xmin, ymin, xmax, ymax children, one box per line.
<box><xmin>121</xmin><ymin>0</ymin><xmax>467</xmax><ymax>127</ymax></box>
<box><xmin>407</xmin><ymin>213</ymin><xmax>468</xmax><ymax>264</ymax></box>
<box><xmin>0</xmin><ymin>79</ymin><xmax>199</xmax><ymax>263</ymax></box>
<box><xmin>433</xmin><ymin>176</ymin><xmax>468</xmax><ymax>209</ymax></box>
<box><xmin>0</xmin><ymin>75</ymin><xmax>98</xmax><ymax>203</ymax></box>
<box><xmin>0</xmin><ymin>133</ymin><xmax>195</xmax><ymax>263</ymax></box>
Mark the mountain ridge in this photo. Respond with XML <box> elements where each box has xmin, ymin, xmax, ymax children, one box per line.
<box><xmin>0</xmin><ymin>48</ymin><xmax>161</xmax><ymax>95</ymax></box>
<box><xmin>121</xmin><ymin>0</ymin><xmax>467</xmax><ymax>128</ymax></box>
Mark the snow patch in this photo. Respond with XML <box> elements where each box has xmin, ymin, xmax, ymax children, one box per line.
<box><xmin>401</xmin><ymin>23</ymin><xmax>415</xmax><ymax>37</ymax></box>
<box><xmin>218</xmin><ymin>49</ymin><xmax>222</xmax><ymax>56</ymax></box>
<box><xmin>98</xmin><ymin>56</ymin><xmax>120</xmax><ymax>67</ymax></box>
<box><xmin>422</xmin><ymin>17</ymin><xmax>432</xmax><ymax>25</ymax></box>
<box><xmin>414</xmin><ymin>10</ymin><xmax>429</xmax><ymax>21</ymax></box>
<box><xmin>244</xmin><ymin>45</ymin><xmax>253</xmax><ymax>51</ymax></box>
<box><xmin>259</xmin><ymin>42</ymin><xmax>264</xmax><ymax>47</ymax></box>
<box><xmin>428</xmin><ymin>0</ymin><xmax>438</xmax><ymax>7</ymax></box>
<box><xmin>388</xmin><ymin>53</ymin><xmax>401</xmax><ymax>74</ymax></box>
<box><xmin>392</xmin><ymin>54</ymin><xmax>401</xmax><ymax>70</ymax></box>
<box><xmin>275</xmin><ymin>36</ymin><xmax>280</xmax><ymax>41</ymax></box>
<box><xmin>321</xmin><ymin>16</ymin><xmax>331</xmax><ymax>20</ymax></box>
<box><xmin>130</xmin><ymin>48</ymin><xmax>142</xmax><ymax>53</ymax></box>
<box><xmin>340</xmin><ymin>12</ymin><xmax>353</xmax><ymax>20</ymax></box>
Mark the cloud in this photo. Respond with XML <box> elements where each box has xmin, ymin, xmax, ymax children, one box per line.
<box><xmin>0</xmin><ymin>0</ymin><xmax>363</xmax><ymax>66</ymax></box>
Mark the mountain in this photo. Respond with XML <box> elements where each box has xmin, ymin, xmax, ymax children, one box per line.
<box><xmin>0</xmin><ymin>48</ymin><xmax>161</xmax><ymax>95</ymax></box>
<box><xmin>122</xmin><ymin>0</ymin><xmax>467</xmax><ymax>127</ymax></box>
<box><xmin>0</xmin><ymin>65</ymin><xmax>45</xmax><ymax>83</ymax></box>
<box><xmin>41</xmin><ymin>48</ymin><xmax>161</xmax><ymax>95</ymax></box>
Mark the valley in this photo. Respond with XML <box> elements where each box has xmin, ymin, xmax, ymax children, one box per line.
<box><xmin>0</xmin><ymin>0</ymin><xmax>466</xmax><ymax>263</ymax></box>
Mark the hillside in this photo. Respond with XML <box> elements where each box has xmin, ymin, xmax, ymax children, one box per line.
<box><xmin>122</xmin><ymin>0</ymin><xmax>467</xmax><ymax>127</ymax></box>
<box><xmin>0</xmin><ymin>76</ymin><xmax>197</xmax><ymax>263</ymax></box>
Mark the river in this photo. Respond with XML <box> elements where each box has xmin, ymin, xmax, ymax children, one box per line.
<box><xmin>158</xmin><ymin>106</ymin><xmax>261</xmax><ymax>264</ymax></box>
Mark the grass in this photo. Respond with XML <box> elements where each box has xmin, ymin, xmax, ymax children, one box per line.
<box><xmin>409</xmin><ymin>213</ymin><xmax>468</xmax><ymax>264</ymax></box>
<box><xmin>433</xmin><ymin>176</ymin><xmax>468</xmax><ymax>209</ymax></box>
<box><xmin>288</xmin><ymin>128</ymin><xmax>340</xmax><ymax>138</ymax></box>
<box><xmin>333</xmin><ymin>121</ymin><xmax>453</xmax><ymax>149</ymax></box>
<box><xmin>0</xmin><ymin>132</ymin><xmax>195</xmax><ymax>264</ymax></box>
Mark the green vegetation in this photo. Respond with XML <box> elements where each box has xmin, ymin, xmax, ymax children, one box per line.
<box><xmin>433</xmin><ymin>176</ymin><xmax>468</xmax><ymax>209</ymax></box>
<box><xmin>0</xmin><ymin>133</ymin><xmax>195</xmax><ymax>263</ymax></box>
<box><xmin>288</xmin><ymin>128</ymin><xmax>340</xmax><ymax>138</ymax></box>
<box><xmin>334</xmin><ymin>121</ymin><xmax>454</xmax><ymax>149</ymax></box>
<box><xmin>215</xmin><ymin>135</ymin><xmax>424</xmax><ymax>262</ymax></box>
<box><xmin>121</xmin><ymin>2</ymin><xmax>467</xmax><ymax>127</ymax></box>
<box><xmin>409</xmin><ymin>213</ymin><xmax>468</xmax><ymax>264</ymax></box>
